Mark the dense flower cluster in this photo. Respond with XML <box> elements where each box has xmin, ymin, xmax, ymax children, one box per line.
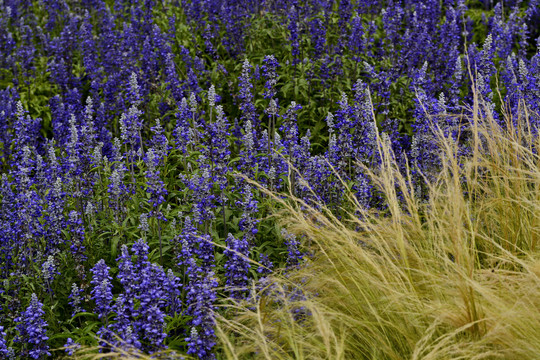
<box><xmin>0</xmin><ymin>0</ymin><xmax>539</xmax><ymax>358</ymax></box>
<box><xmin>14</xmin><ymin>294</ymin><xmax>50</xmax><ymax>359</ymax></box>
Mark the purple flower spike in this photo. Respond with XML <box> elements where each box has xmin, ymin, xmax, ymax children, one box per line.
<box><xmin>14</xmin><ymin>294</ymin><xmax>50</xmax><ymax>359</ymax></box>
<box><xmin>90</xmin><ymin>260</ymin><xmax>113</xmax><ymax>321</ymax></box>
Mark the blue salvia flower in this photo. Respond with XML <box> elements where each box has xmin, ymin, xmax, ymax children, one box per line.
<box><xmin>139</xmin><ymin>213</ymin><xmax>150</xmax><ymax>236</ymax></box>
<box><xmin>64</xmin><ymin>337</ymin><xmax>81</xmax><ymax>357</ymax></box>
<box><xmin>187</xmin><ymin>67</ymin><xmax>202</xmax><ymax>96</ymax></box>
<box><xmin>12</xmin><ymin>101</ymin><xmax>40</xmax><ymax>162</ymax></box>
<box><xmin>45</xmin><ymin>162</ymin><xmax>61</xmax><ymax>212</ymax></box>
<box><xmin>111</xmin><ymin>245</ymin><xmax>143</xmax><ymax>350</ymax></box>
<box><xmin>128</xmin><ymin>71</ymin><xmax>142</xmax><ymax>107</ymax></box>
<box><xmin>177</xmin><ymin>216</ymin><xmax>198</xmax><ymax>273</ymax></box>
<box><xmin>165</xmin><ymin>52</ymin><xmax>184</xmax><ymax>103</ymax></box>
<box><xmin>0</xmin><ymin>88</ymin><xmax>19</xmax><ymax>162</ymax></box>
<box><xmin>91</xmin><ymin>141</ymin><xmax>104</xmax><ymax>170</ymax></box>
<box><xmin>178</xmin><ymin>217</ymin><xmax>217</xmax><ymax>359</ymax></box>
<box><xmin>525</xmin><ymin>0</ymin><xmax>540</xmax><ymax>26</ymax></box>
<box><xmin>257</xmin><ymin>253</ymin><xmax>273</xmax><ymax>276</ymax></box>
<box><xmin>254</xmin><ymin>64</ymin><xmax>260</xmax><ymax>81</ymax></box>
<box><xmin>45</xmin><ymin>137</ymin><xmax>61</xmax><ymax>177</ymax></box>
<box><xmin>187</xmin><ymin>93</ymin><xmax>201</xmax><ymax>145</ymax></box>
<box><xmin>305</xmin><ymin>158</ymin><xmax>336</xmax><ymax>207</ymax></box>
<box><xmin>0</xmin><ymin>174</ymin><xmax>19</xmax><ymax>276</ymax></box>
<box><xmin>338</xmin><ymin>0</ymin><xmax>353</xmax><ymax>33</ymax></box>
<box><xmin>132</xmin><ymin>238</ymin><xmax>151</xmax><ymax>275</ymax></box>
<box><xmin>490</xmin><ymin>4</ymin><xmax>522</xmax><ymax>62</ymax></box>
<box><xmin>15</xmin><ymin>186</ymin><xmax>45</xmax><ymax>271</ymax></box>
<box><xmin>326</xmin><ymin>112</ymin><xmax>341</xmax><ymax>177</ymax></box>
<box><xmin>279</xmin><ymin>101</ymin><xmax>303</xmax><ymax>167</ymax></box>
<box><xmin>224</xmin><ymin>233</ymin><xmax>251</xmax><ymax>299</ymax></box>
<box><xmin>16</xmin><ymin>25</ymin><xmax>36</xmax><ymax>76</ymax></box>
<box><xmin>282</xmin><ymin>228</ymin><xmax>303</xmax><ymax>267</ymax></box>
<box><xmin>363</xmin><ymin>61</ymin><xmax>394</xmax><ymax>116</ymax></box>
<box><xmin>349</xmin><ymin>14</ymin><xmax>365</xmax><ymax>66</ymax></box>
<box><xmin>142</xmin><ymin>37</ymin><xmax>158</xmax><ymax>81</ymax></box>
<box><xmin>110</xmin><ymin>294</ymin><xmax>141</xmax><ymax>351</ymax></box>
<box><xmin>169</xmin><ymin>13</ymin><xmax>186</xmax><ymax>39</ymax></box>
<box><xmin>264</xmin><ymin>98</ymin><xmax>281</xmax><ymax>185</ymax></box>
<box><xmin>112</xmin><ymin>240</ymin><xmax>170</xmax><ymax>352</ymax></box>
<box><xmin>434</xmin><ymin>5</ymin><xmax>465</xmax><ymax>89</ymax></box>
<box><xmin>238</xmin><ymin>59</ymin><xmax>258</xmax><ymax>130</ymax></box>
<box><xmin>354</xmin><ymin>170</ymin><xmax>374</xmax><ymax>209</ymax></box>
<box><xmin>295</xmin><ymin>131</ymin><xmax>319</xmax><ymax>198</ymax></box>
<box><xmin>150</xmin><ymin>118</ymin><xmax>170</xmax><ymax>162</ymax></box>
<box><xmin>41</xmin><ymin>255</ymin><xmax>57</xmax><ymax>295</ymax></box>
<box><xmin>236</xmin><ymin>183</ymin><xmax>259</xmax><ymax>243</ymax></box>
<box><xmin>144</xmin><ymin>148</ymin><xmax>168</xmax><ymax>220</ymax></box>
<box><xmin>165</xmin><ymin>269</ymin><xmax>181</xmax><ymax>315</ymax></box>
<box><xmin>85</xmin><ymin>200</ymin><xmax>97</xmax><ymax>232</ymax></box>
<box><xmin>410</xmin><ymin>94</ymin><xmax>442</xmax><ymax>185</ymax></box>
<box><xmin>0</xmin><ymin>25</ymin><xmax>16</xmax><ymax>72</ymax></box>
<box><xmin>136</xmin><ymin>263</ymin><xmax>168</xmax><ymax>352</ymax></box>
<box><xmin>206</xmin><ymin>105</ymin><xmax>230</xmax><ymax>190</ymax></box>
<box><xmin>352</xmin><ymin>80</ymin><xmax>378</xmax><ymax>165</ymax></box>
<box><xmin>203</xmin><ymin>23</ymin><xmax>218</xmax><ymax>60</ymax></box>
<box><xmin>64</xmin><ymin>89</ymin><xmax>84</xmax><ymax>119</ymax></box>
<box><xmin>68</xmin><ymin>211</ymin><xmax>87</xmax><ymax>278</ymax></box>
<box><xmin>32</xmin><ymin>152</ymin><xmax>48</xmax><ymax>192</ymax></box>
<box><xmin>120</xmin><ymin>73</ymin><xmax>144</xmax><ymax>165</ymax></box>
<box><xmin>463</xmin><ymin>35</ymin><xmax>496</xmax><ymax>117</ymax></box>
<box><xmin>109</xmin><ymin>137</ymin><xmax>123</xmax><ymax>163</ymax></box>
<box><xmin>174</xmin><ymin>97</ymin><xmax>193</xmax><ymax>155</ymax></box>
<box><xmin>261</xmin><ymin>55</ymin><xmax>280</xmax><ymax>100</ymax></box>
<box><xmin>120</xmin><ymin>105</ymin><xmax>144</xmax><ymax>159</ymax></box>
<box><xmin>195</xmin><ymin>231</ymin><xmax>216</xmax><ymax>270</ymax></box>
<box><xmin>184</xmin><ymin>269</ymin><xmax>218</xmax><ymax>360</ymax></box>
<box><xmin>65</xmin><ymin>114</ymin><xmax>83</xmax><ymax>178</ymax></box>
<box><xmin>208</xmin><ymin>84</ymin><xmax>217</xmax><ymax>109</ymax></box>
<box><xmin>287</xmin><ymin>3</ymin><xmax>300</xmax><ymax>67</ymax></box>
<box><xmin>14</xmin><ymin>293</ymin><xmax>50</xmax><ymax>359</ymax></box>
<box><xmin>180</xmin><ymin>163</ymin><xmax>216</xmax><ymax>225</ymax></box>
<box><xmin>238</xmin><ymin>119</ymin><xmax>257</xmax><ymax>178</ymax></box>
<box><xmin>107</xmin><ymin>163</ymin><xmax>130</xmax><ymax>221</ymax></box>
<box><xmin>80</xmin><ymin>15</ymin><xmax>100</xmax><ymax>84</ymax></box>
<box><xmin>0</xmin><ymin>326</ymin><xmax>8</xmax><ymax>357</ymax></box>
<box><xmin>150</xmin><ymin>21</ymin><xmax>171</xmax><ymax>62</ymax></box>
<box><xmin>42</xmin><ymin>0</ymin><xmax>69</xmax><ymax>31</ymax></box>
<box><xmin>13</xmin><ymin>145</ymin><xmax>35</xmax><ymax>190</ymax></box>
<box><xmin>68</xmin><ymin>283</ymin><xmax>85</xmax><ymax>317</ymax></box>
<box><xmin>448</xmin><ymin>55</ymin><xmax>464</xmax><ymax>107</ymax></box>
<box><xmin>48</xmin><ymin>57</ymin><xmax>71</xmax><ymax>92</ymax></box>
<box><xmin>117</xmin><ymin>244</ymin><xmax>138</xmax><ymax>300</ymax></box>
<box><xmin>309</xmin><ymin>16</ymin><xmax>326</xmax><ymax>59</ymax></box>
<box><xmin>79</xmin><ymin>97</ymin><xmax>99</xmax><ymax>166</ymax></box>
<box><xmin>90</xmin><ymin>259</ymin><xmax>113</xmax><ymax>321</ymax></box>
<box><xmin>219</xmin><ymin>3</ymin><xmax>247</xmax><ymax>56</ymax></box>
<box><xmin>49</xmin><ymin>96</ymin><xmax>70</xmax><ymax>144</ymax></box>
<box><xmin>331</xmin><ymin>92</ymin><xmax>355</xmax><ymax>177</ymax></box>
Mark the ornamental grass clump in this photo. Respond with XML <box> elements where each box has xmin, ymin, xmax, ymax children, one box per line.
<box><xmin>216</xmin><ymin>96</ymin><xmax>540</xmax><ymax>360</ymax></box>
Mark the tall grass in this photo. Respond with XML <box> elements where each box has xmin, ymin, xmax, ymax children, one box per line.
<box><xmin>216</xmin><ymin>96</ymin><xmax>540</xmax><ymax>360</ymax></box>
